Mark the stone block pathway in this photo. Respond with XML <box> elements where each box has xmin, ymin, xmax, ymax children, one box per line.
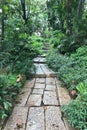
<box><xmin>3</xmin><ymin>56</ymin><xmax>71</xmax><ymax>130</ymax></box>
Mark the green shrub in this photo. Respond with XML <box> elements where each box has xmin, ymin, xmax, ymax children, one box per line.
<box><xmin>9</xmin><ymin>39</ymin><xmax>37</xmax><ymax>78</ymax></box>
<box><xmin>0</xmin><ymin>73</ymin><xmax>25</xmax><ymax>120</ymax></box>
<box><xmin>46</xmin><ymin>46</ymin><xmax>87</xmax><ymax>90</ymax></box>
<box><xmin>29</xmin><ymin>35</ymin><xmax>44</xmax><ymax>55</ymax></box>
<box><xmin>48</xmin><ymin>30</ymin><xmax>65</xmax><ymax>48</ymax></box>
<box><xmin>61</xmin><ymin>82</ymin><xmax>87</xmax><ymax>130</ymax></box>
<box><xmin>46</xmin><ymin>49</ymin><xmax>68</xmax><ymax>71</ymax></box>
<box><xmin>47</xmin><ymin>47</ymin><xmax>87</xmax><ymax>130</ymax></box>
<box><xmin>61</xmin><ymin>99</ymin><xmax>87</xmax><ymax>130</ymax></box>
<box><xmin>0</xmin><ymin>52</ymin><xmax>11</xmax><ymax>70</ymax></box>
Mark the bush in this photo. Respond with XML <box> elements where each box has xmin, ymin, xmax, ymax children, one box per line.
<box><xmin>46</xmin><ymin>49</ymin><xmax>68</xmax><ymax>71</ymax></box>
<box><xmin>46</xmin><ymin>46</ymin><xmax>87</xmax><ymax>90</ymax></box>
<box><xmin>61</xmin><ymin>99</ymin><xmax>87</xmax><ymax>130</ymax></box>
<box><xmin>0</xmin><ymin>73</ymin><xmax>25</xmax><ymax>120</ymax></box>
<box><xmin>48</xmin><ymin>30</ymin><xmax>65</xmax><ymax>48</ymax></box>
<box><xmin>47</xmin><ymin>47</ymin><xmax>87</xmax><ymax>130</ymax></box>
<box><xmin>61</xmin><ymin>82</ymin><xmax>87</xmax><ymax>130</ymax></box>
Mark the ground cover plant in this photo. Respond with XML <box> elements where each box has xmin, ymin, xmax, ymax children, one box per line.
<box><xmin>46</xmin><ymin>46</ymin><xmax>87</xmax><ymax>129</ymax></box>
<box><xmin>61</xmin><ymin>82</ymin><xmax>87</xmax><ymax>130</ymax></box>
<box><xmin>0</xmin><ymin>73</ymin><xmax>25</xmax><ymax>121</ymax></box>
<box><xmin>47</xmin><ymin>46</ymin><xmax>87</xmax><ymax>90</ymax></box>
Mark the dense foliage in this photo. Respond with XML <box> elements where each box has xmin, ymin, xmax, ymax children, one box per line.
<box><xmin>46</xmin><ymin>1</ymin><xmax>87</xmax><ymax>129</ymax></box>
<box><xmin>46</xmin><ymin>0</ymin><xmax>87</xmax><ymax>53</ymax></box>
<box><xmin>47</xmin><ymin>46</ymin><xmax>87</xmax><ymax>129</ymax></box>
<box><xmin>0</xmin><ymin>73</ymin><xmax>25</xmax><ymax>120</ymax></box>
<box><xmin>0</xmin><ymin>0</ymin><xmax>45</xmax><ymax>75</ymax></box>
<box><xmin>0</xmin><ymin>0</ymin><xmax>87</xmax><ymax>129</ymax></box>
<box><xmin>47</xmin><ymin>46</ymin><xmax>87</xmax><ymax>90</ymax></box>
<box><xmin>61</xmin><ymin>82</ymin><xmax>87</xmax><ymax>130</ymax></box>
<box><xmin>0</xmin><ymin>0</ymin><xmax>45</xmax><ymax>122</ymax></box>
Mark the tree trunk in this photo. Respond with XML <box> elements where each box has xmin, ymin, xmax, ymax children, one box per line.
<box><xmin>20</xmin><ymin>0</ymin><xmax>28</xmax><ymax>23</ymax></box>
<box><xmin>66</xmin><ymin>0</ymin><xmax>72</xmax><ymax>35</ymax></box>
<box><xmin>77</xmin><ymin>0</ymin><xmax>85</xmax><ymax>19</ymax></box>
<box><xmin>1</xmin><ymin>0</ymin><xmax>5</xmax><ymax>41</ymax></box>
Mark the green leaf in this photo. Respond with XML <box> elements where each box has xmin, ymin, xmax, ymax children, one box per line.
<box><xmin>3</xmin><ymin>101</ymin><xmax>12</xmax><ymax>110</ymax></box>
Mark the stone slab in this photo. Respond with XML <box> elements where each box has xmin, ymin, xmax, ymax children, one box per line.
<box><xmin>34</xmin><ymin>64</ymin><xmax>46</xmax><ymax>78</ymax></box>
<box><xmin>55</xmin><ymin>78</ymin><xmax>61</xmax><ymax>86</ymax></box>
<box><xmin>34</xmin><ymin>64</ymin><xmax>44</xmax><ymax>73</ymax></box>
<box><xmin>26</xmin><ymin>94</ymin><xmax>42</xmax><ymax>106</ymax></box>
<box><xmin>34</xmin><ymin>83</ymin><xmax>45</xmax><ymax>89</ymax></box>
<box><xmin>16</xmin><ymin>91</ymin><xmax>31</xmax><ymax>107</ymax></box>
<box><xmin>46</xmin><ymin>78</ymin><xmax>55</xmax><ymax>85</ymax></box>
<box><xmin>43</xmin><ymin>91</ymin><xmax>58</xmax><ymax>105</ymax></box>
<box><xmin>32</xmin><ymin>88</ymin><xmax>44</xmax><ymax>95</ymax></box>
<box><xmin>34</xmin><ymin>57</ymin><xmax>46</xmax><ymax>63</ymax></box>
<box><xmin>41</xmin><ymin>64</ymin><xmax>56</xmax><ymax>77</ymax></box>
<box><xmin>36</xmin><ymin>66</ymin><xmax>44</xmax><ymax>75</ymax></box>
<box><xmin>45</xmin><ymin>106</ymin><xmax>66</xmax><ymax>130</ymax></box>
<box><xmin>26</xmin><ymin>107</ymin><xmax>44</xmax><ymax>130</ymax></box>
<box><xmin>33</xmin><ymin>57</ymin><xmax>40</xmax><ymax>62</ymax></box>
<box><xmin>3</xmin><ymin>107</ymin><xmax>28</xmax><ymax>130</ymax></box>
<box><xmin>39</xmin><ymin>54</ymin><xmax>46</xmax><ymax>58</ymax></box>
<box><xmin>36</xmin><ymin>78</ymin><xmax>45</xmax><ymax>83</ymax></box>
<box><xmin>24</xmin><ymin>79</ymin><xmax>35</xmax><ymax>88</ymax></box>
<box><xmin>34</xmin><ymin>74</ymin><xmax>46</xmax><ymax>78</ymax></box>
<box><xmin>57</xmin><ymin>85</ymin><xmax>71</xmax><ymax>105</ymax></box>
<box><xmin>45</xmin><ymin>84</ymin><xmax>56</xmax><ymax>91</ymax></box>
<box><xmin>15</xmin><ymin>79</ymin><xmax>35</xmax><ymax>106</ymax></box>
<box><xmin>40</xmin><ymin>58</ymin><xmax>46</xmax><ymax>62</ymax></box>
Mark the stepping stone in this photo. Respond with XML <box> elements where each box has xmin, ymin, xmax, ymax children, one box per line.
<box><xmin>57</xmin><ymin>85</ymin><xmax>71</xmax><ymax>105</ymax></box>
<box><xmin>45</xmin><ymin>106</ymin><xmax>66</xmax><ymax>130</ymax></box>
<box><xmin>32</xmin><ymin>88</ymin><xmax>44</xmax><ymax>95</ymax></box>
<box><xmin>36</xmin><ymin>78</ymin><xmax>45</xmax><ymax>83</ymax></box>
<box><xmin>3</xmin><ymin>107</ymin><xmax>28</xmax><ymax>130</ymax></box>
<box><xmin>34</xmin><ymin>83</ymin><xmax>45</xmax><ymax>89</ymax></box>
<box><xmin>41</xmin><ymin>64</ymin><xmax>56</xmax><ymax>77</ymax></box>
<box><xmin>34</xmin><ymin>64</ymin><xmax>46</xmax><ymax>78</ymax></box>
<box><xmin>55</xmin><ymin>78</ymin><xmax>61</xmax><ymax>85</ymax></box>
<box><xmin>26</xmin><ymin>94</ymin><xmax>42</xmax><ymax>106</ymax></box>
<box><xmin>40</xmin><ymin>58</ymin><xmax>46</xmax><ymax>63</ymax></box>
<box><xmin>43</xmin><ymin>91</ymin><xmax>58</xmax><ymax>105</ymax></box>
<box><xmin>35</xmin><ymin>64</ymin><xmax>44</xmax><ymax>74</ymax></box>
<box><xmin>35</xmin><ymin>74</ymin><xmax>46</xmax><ymax>78</ymax></box>
<box><xmin>16</xmin><ymin>79</ymin><xmax>35</xmax><ymax>107</ymax></box>
<box><xmin>45</xmin><ymin>84</ymin><xmax>56</xmax><ymax>91</ymax></box>
<box><xmin>26</xmin><ymin>107</ymin><xmax>44</xmax><ymax>130</ymax></box>
<box><xmin>33</xmin><ymin>57</ymin><xmax>41</xmax><ymax>63</ymax></box>
<box><xmin>39</xmin><ymin>54</ymin><xmax>46</xmax><ymax>58</ymax></box>
<box><xmin>16</xmin><ymin>90</ymin><xmax>31</xmax><ymax>107</ymax></box>
<box><xmin>34</xmin><ymin>57</ymin><xmax>46</xmax><ymax>64</ymax></box>
<box><xmin>46</xmin><ymin>78</ymin><xmax>56</xmax><ymax>85</ymax></box>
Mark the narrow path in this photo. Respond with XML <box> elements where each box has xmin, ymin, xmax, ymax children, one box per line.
<box><xmin>3</xmin><ymin>51</ymin><xmax>71</xmax><ymax>130</ymax></box>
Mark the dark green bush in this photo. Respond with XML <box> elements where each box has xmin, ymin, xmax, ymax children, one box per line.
<box><xmin>61</xmin><ymin>98</ymin><xmax>87</xmax><ymax>130</ymax></box>
<box><xmin>46</xmin><ymin>49</ymin><xmax>68</xmax><ymax>71</ymax></box>
<box><xmin>47</xmin><ymin>46</ymin><xmax>87</xmax><ymax>130</ymax></box>
<box><xmin>0</xmin><ymin>73</ymin><xmax>25</xmax><ymax>120</ymax></box>
<box><xmin>46</xmin><ymin>46</ymin><xmax>87</xmax><ymax>90</ymax></box>
<box><xmin>61</xmin><ymin>82</ymin><xmax>87</xmax><ymax>130</ymax></box>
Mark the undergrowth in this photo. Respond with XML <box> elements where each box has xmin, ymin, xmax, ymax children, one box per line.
<box><xmin>0</xmin><ymin>73</ymin><xmax>25</xmax><ymax>121</ymax></box>
<box><xmin>46</xmin><ymin>46</ymin><xmax>87</xmax><ymax>130</ymax></box>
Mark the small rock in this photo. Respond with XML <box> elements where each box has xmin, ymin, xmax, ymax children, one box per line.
<box><xmin>70</xmin><ymin>90</ymin><xmax>77</xmax><ymax>99</ymax></box>
<box><xmin>16</xmin><ymin>118</ymin><xmax>23</xmax><ymax>128</ymax></box>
